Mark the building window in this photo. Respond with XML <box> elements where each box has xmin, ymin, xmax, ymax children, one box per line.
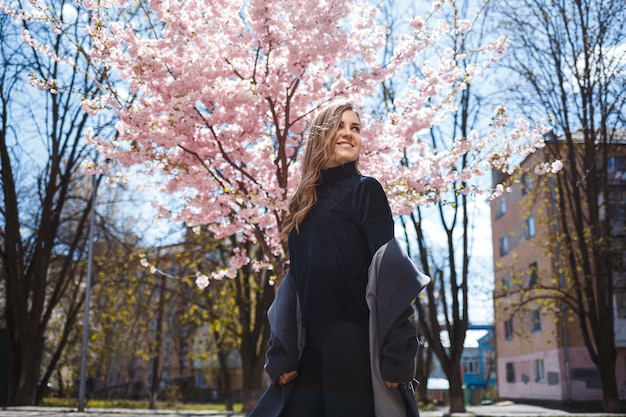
<box><xmin>503</xmin><ymin>275</ymin><xmax>512</xmax><ymax>294</ymax></box>
<box><xmin>531</xmin><ymin>309</ymin><xmax>542</xmax><ymax>332</ymax></box>
<box><xmin>181</xmin><ymin>344</ymin><xmax>190</xmax><ymax>367</ymax></box>
<box><xmin>535</xmin><ymin>359</ymin><xmax>545</xmax><ymax>382</ymax></box>
<box><xmin>108</xmin><ymin>374</ymin><xmax>119</xmax><ymax>385</ymax></box>
<box><xmin>608</xmin><ymin>191</ymin><xmax>626</xmax><ymax>236</ymax></box>
<box><xmin>484</xmin><ymin>355</ymin><xmax>495</xmax><ymax>378</ymax></box>
<box><xmin>522</xmin><ymin>173</ymin><xmax>533</xmax><ymax>195</ymax></box>
<box><xmin>524</xmin><ymin>216</ymin><xmax>536</xmax><ymax>239</ymax></box>
<box><xmin>608</xmin><ymin>156</ymin><xmax>626</xmax><ymax>185</ymax></box>
<box><xmin>462</xmin><ymin>356</ymin><xmax>480</xmax><ymax>374</ymax></box>
<box><xmin>505</xmin><ymin>319</ymin><xmax>513</xmax><ymax>340</ymax></box>
<box><xmin>500</xmin><ymin>236</ymin><xmax>509</xmax><ymax>256</ymax></box>
<box><xmin>165</xmin><ymin>340</ymin><xmax>173</xmax><ymax>358</ymax></box>
<box><xmin>616</xmin><ymin>291</ymin><xmax>626</xmax><ymax>319</ymax></box>
<box><xmin>196</xmin><ymin>373</ymin><xmax>206</xmax><ymax>388</ymax></box>
<box><xmin>506</xmin><ymin>362</ymin><xmax>515</xmax><ymax>382</ymax></box>
<box><xmin>497</xmin><ymin>197</ymin><xmax>507</xmax><ymax>218</ymax></box>
<box><xmin>528</xmin><ymin>262</ymin><xmax>538</xmax><ymax>287</ymax></box>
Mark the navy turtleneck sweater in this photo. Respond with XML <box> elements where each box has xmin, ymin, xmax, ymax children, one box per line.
<box><xmin>288</xmin><ymin>162</ymin><xmax>394</xmax><ymax>323</ymax></box>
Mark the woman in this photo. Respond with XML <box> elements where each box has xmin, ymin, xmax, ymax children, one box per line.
<box><xmin>250</xmin><ymin>101</ymin><xmax>428</xmax><ymax>417</ymax></box>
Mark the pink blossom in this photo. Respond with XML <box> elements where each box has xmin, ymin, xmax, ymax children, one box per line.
<box><xmin>4</xmin><ymin>0</ymin><xmax>558</xmax><ymax>285</ymax></box>
<box><xmin>195</xmin><ymin>273</ymin><xmax>210</xmax><ymax>290</ymax></box>
<box><xmin>535</xmin><ymin>163</ymin><xmax>549</xmax><ymax>175</ymax></box>
<box><xmin>551</xmin><ymin>160</ymin><xmax>564</xmax><ymax>172</ymax></box>
<box><xmin>456</xmin><ymin>19</ymin><xmax>472</xmax><ymax>34</ymax></box>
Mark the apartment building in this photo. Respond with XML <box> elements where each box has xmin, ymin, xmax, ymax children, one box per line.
<box><xmin>490</xmin><ymin>135</ymin><xmax>626</xmax><ymax>405</ymax></box>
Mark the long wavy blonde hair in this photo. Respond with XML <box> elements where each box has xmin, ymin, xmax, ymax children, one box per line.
<box><xmin>281</xmin><ymin>101</ymin><xmax>361</xmax><ymax>239</ymax></box>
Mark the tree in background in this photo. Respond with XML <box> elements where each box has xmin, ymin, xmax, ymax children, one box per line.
<box><xmin>178</xmin><ymin>230</ymin><xmax>274</xmax><ymax>410</ymax></box>
<box><xmin>495</xmin><ymin>0</ymin><xmax>626</xmax><ymax>411</ymax></box>
<box><xmin>44</xmin><ymin>204</ymin><xmax>149</xmax><ymax>401</ymax></box>
<box><xmin>121</xmin><ymin>229</ymin><xmax>273</xmax><ymax>409</ymax></box>
<box><xmin>0</xmin><ymin>0</ymin><xmax>117</xmax><ymax>404</ymax></box>
<box><xmin>375</xmin><ymin>0</ymin><xmax>501</xmax><ymax>412</ymax></box>
<box><xmin>84</xmin><ymin>240</ymin><xmax>192</xmax><ymax>403</ymax></box>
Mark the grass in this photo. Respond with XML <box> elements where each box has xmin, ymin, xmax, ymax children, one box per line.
<box><xmin>42</xmin><ymin>397</ymin><xmax>243</xmax><ymax>412</ymax></box>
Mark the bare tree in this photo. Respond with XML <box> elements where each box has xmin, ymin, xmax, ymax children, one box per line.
<box><xmin>39</xmin><ymin>184</ymin><xmax>153</xmax><ymax>401</ymax></box>
<box><xmin>375</xmin><ymin>0</ymin><xmax>500</xmax><ymax>412</ymax></box>
<box><xmin>496</xmin><ymin>0</ymin><xmax>626</xmax><ymax>411</ymax></box>
<box><xmin>0</xmin><ymin>1</ymin><xmax>114</xmax><ymax>404</ymax></box>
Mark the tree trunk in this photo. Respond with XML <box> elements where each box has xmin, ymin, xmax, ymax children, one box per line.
<box><xmin>241</xmin><ymin>356</ymin><xmax>265</xmax><ymax>412</ymax></box>
<box><xmin>7</xmin><ymin>327</ymin><xmax>41</xmax><ymax>405</ymax></box>
<box><xmin>213</xmin><ymin>326</ymin><xmax>234</xmax><ymax>411</ymax></box>
<box><xmin>235</xmin><ymin>250</ymin><xmax>274</xmax><ymax>412</ymax></box>
<box><xmin>447</xmin><ymin>366</ymin><xmax>465</xmax><ymax>413</ymax></box>
<box><xmin>149</xmin><ymin>273</ymin><xmax>166</xmax><ymax>409</ymax></box>
<box><xmin>35</xmin><ymin>303</ymin><xmax>83</xmax><ymax>405</ymax></box>
<box><xmin>239</xmin><ymin>314</ymin><xmax>266</xmax><ymax>412</ymax></box>
<box><xmin>415</xmin><ymin>337</ymin><xmax>432</xmax><ymax>404</ymax></box>
<box><xmin>8</xmin><ymin>356</ymin><xmax>38</xmax><ymax>405</ymax></box>
<box><xmin>216</xmin><ymin>348</ymin><xmax>233</xmax><ymax>411</ymax></box>
<box><xmin>599</xmin><ymin>366</ymin><xmax>619</xmax><ymax>413</ymax></box>
<box><xmin>597</xmin><ymin>329</ymin><xmax>619</xmax><ymax>413</ymax></box>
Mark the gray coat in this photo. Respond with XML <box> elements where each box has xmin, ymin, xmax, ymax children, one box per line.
<box><xmin>367</xmin><ymin>238</ymin><xmax>430</xmax><ymax>417</ymax></box>
<box><xmin>248</xmin><ymin>238</ymin><xmax>430</xmax><ymax>417</ymax></box>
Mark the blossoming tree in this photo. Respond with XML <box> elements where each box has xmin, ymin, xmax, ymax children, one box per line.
<box><xmin>59</xmin><ymin>0</ymin><xmax>553</xmax><ymax>285</ymax></box>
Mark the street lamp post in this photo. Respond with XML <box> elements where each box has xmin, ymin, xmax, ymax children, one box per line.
<box><xmin>78</xmin><ymin>175</ymin><xmax>97</xmax><ymax>411</ymax></box>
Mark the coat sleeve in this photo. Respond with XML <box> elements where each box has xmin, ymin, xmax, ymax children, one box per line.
<box><xmin>264</xmin><ymin>334</ymin><xmax>291</xmax><ymax>385</ymax></box>
<box><xmin>380</xmin><ymin>305</ymin><xmax>419</xmax><ymax>383</ymax></box>
<box><xmin>375</xmin><ymin>239</ymin><xmax>430</xmax><ymax>383</ymax></box>
<box><xmin>263</xmin><ymin>270</ymin><xmax>300</xmax><ymax>385</ymax></box>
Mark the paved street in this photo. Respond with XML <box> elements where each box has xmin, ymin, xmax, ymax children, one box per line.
<box><xmin>2</xmin><ymin>402</ymin><xmax>626</xmax><ymax>417</ymax></box>
<box><xmin>463</xmin><ymin>402</ymin><xmax>619</xmax><ymax>416</ymax></box>
<box><xmin>0</xmin><ymin>408</ymin><xmax>245</xmax><ymax>417</ymax></box>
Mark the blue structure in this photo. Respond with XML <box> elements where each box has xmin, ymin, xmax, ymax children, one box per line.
<box><xmin>427</xmin><ymin>324</ymin><xmax>496</xmax><ymax>405</ymax></box>
<box><xmin>462</xmin><ymin>324</ymin><xmax>496</xmax><ymax>405</ymax></box>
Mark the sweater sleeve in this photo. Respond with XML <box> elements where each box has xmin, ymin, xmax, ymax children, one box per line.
<box><xmin>357</xmin><ymin>177</ymin><xmax>394</xmax><ymax>257</ymax></box>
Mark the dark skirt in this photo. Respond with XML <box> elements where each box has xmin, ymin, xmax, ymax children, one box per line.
<box><xmin>280</xmin><ymin>320</ymin><xmax>375</xmax><ymax>417</ymax></box>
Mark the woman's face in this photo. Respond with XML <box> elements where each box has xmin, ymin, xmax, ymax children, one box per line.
<box><xmin>323</xmin><ymin>109</ymin><xmax>362</xmax><ymax>169</ymax></box>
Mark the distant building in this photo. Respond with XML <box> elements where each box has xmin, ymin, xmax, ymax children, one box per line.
<box><xmin>490</xmin><ymin>134</ymin><xmax>626</xmax><ymax>405</ymax></box>
<box><xmin>463</xmin><ymin>326</ymin><xmax>497</xmax><ymax>404</ymax></box>
<box><xmin>87</xmin><ymin>243</ymin><xmax>243</xmax><ymax>402</ymax></box>
<box><xmin>428</xmin><ymin>325</ymin><xmax>496</xmax><ymax>405</ymax></box>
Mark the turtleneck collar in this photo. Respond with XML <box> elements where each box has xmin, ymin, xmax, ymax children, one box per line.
<box><xmin>320</xmin><ymin>161</ymin><xmax>359</xmax><ymax>185</ymax></box>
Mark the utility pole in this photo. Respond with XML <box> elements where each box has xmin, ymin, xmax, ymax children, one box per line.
<box><xmin>78</xmin><ymin>175</ymin><xmax>97</xmax><ymax>411</ymax></box>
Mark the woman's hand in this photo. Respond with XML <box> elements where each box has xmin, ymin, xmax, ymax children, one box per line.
<box><xmin>277</xmin><ymin>370</ymin><xmax>298</xmax><ymax>385</ymax></box>
<box><xmin>384</xmin><ymin>380</ymin><xmax>399</xmax><ymax>389</ymax></box>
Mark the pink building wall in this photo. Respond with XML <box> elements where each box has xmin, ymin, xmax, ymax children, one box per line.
<box><xmin>498</xmin><ymin>346</ymin><xmax>626</xmax><ymax>401</ymax></box>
